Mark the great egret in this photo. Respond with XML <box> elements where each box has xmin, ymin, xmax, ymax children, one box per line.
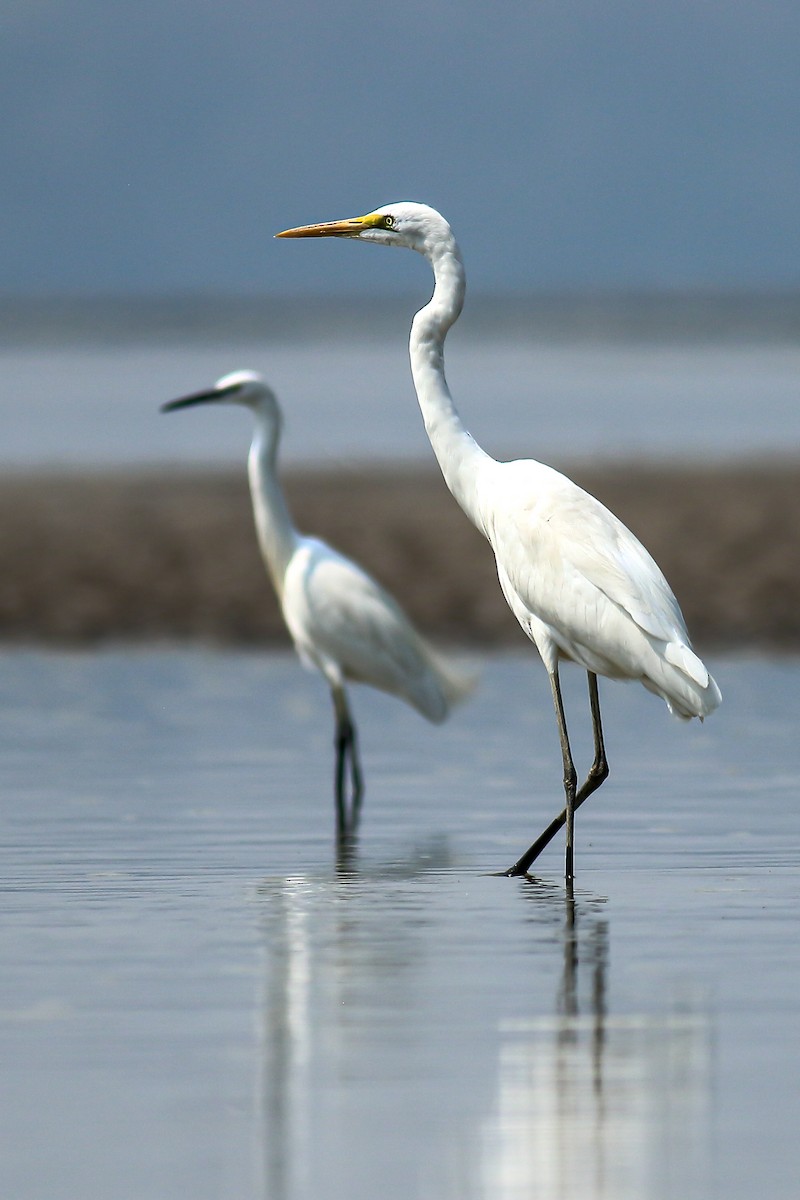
<box><xmin>161</xmin><ymin>369</ymin><xmax>472</xmax><ymax>833</ymax></box>
<box><xmin>277</xmin><ymin>204</ymin><xmax>722</xmax><ymax>881</ymax></box>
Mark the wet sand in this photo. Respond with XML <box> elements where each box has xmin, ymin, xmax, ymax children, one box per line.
<box><xmin>1</xmin><ymin>461</ymin><xmax>797</xmax><ymax>648</ymax></box>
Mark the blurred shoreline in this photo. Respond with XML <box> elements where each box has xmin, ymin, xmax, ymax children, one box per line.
<box><xmin>2</xmin><ymin>291</ymin><xmax>799</xmax><ymax>346</ymax></box>
<box><xmin>1</xmin><ymin>461</ymin><xmax>797</xmax><ymax>650</ymax></box>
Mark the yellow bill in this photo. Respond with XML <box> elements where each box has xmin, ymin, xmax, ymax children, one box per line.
<box><xmin>275</xmin><ymin>211</ymin><xmax>386</xmax><ymax>238</ymax></box>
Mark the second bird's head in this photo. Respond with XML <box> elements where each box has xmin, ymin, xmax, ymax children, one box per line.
<box><xmin>161</xmin><ymin>370</ymin><xmax>280</xmax><ymax>421</ymax></box>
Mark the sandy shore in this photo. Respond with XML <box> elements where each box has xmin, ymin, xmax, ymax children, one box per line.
<box><xmin>1</xmin><ymin>461</ymin><xmax>797</xmax><ymax>649</ymax></box>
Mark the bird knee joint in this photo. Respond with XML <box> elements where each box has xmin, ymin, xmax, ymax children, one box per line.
<box><xmin>592</xmin><ymin>761</ymin><xmax>609</xmax><ymax>784</ymax></box>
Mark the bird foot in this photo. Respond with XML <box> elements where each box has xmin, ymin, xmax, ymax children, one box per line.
<box><xmin>498</xmin><ymin>863</ymin><xmax>533</xmax><ymax>879</ymax></box>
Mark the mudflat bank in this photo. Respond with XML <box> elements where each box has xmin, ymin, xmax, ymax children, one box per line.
<box><xmin>0</xmin><ymin>461</ymin><xmax>797</xmax><ymax>649</ymax></box>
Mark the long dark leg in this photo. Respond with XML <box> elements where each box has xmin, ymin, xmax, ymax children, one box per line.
<box><xmin>332</xmin><ymin>688</ymin><xmax>347</xmax><ymax>831</ymax></box>
<box><xmin>506</xmin><ymin>672</ymin><xmax>609</xmax><ymax>878</ymax></box>
<box><xmin>331</xmin><ymin>685</ymin><xmax>363</xmax><ymax>833</ymax></box>
<box><xmin>586</xmin><ymin>670</ymin><xmax>609</xmax><ymax>794</ymax></box>
<box><xmin>551</xmin><ymin>667</ymin><xmax>578</xmax><ymax>881</ymax></box>
<box><xmin>347</xmin><ymin>720</ymin><xmax>364</xmax><ymax>819</ymax></box>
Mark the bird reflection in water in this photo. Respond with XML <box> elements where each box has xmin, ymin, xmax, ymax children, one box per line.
<box><xmin>254</xmin><ymin>840</ymin><xmax>456</xmax><ymax>1200</ymax></box>
<box><xmin>253</xmin><ymin>870</ymin><xmax>711</xmax><ymax>1200</ymax></box>
<box><xmin>480</xmin><ymin>884</ymin><xmax>711</xmax><ymax>1200</ymax></box>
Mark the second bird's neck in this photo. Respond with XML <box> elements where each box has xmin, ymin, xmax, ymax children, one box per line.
<box><xmin>247</xmin><ymin>416</ymin><xmax>298</xmax><ymax>598</ymax></box>
<box><xmin>409</xmin><ymin>240</ymin><xmax>494</xmax><ymax>535</ymax></box>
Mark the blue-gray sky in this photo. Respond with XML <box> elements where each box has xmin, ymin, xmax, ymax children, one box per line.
<box><xmin>3</xmin><ymin>0</ymin><xmax>799</xmax><ymax>295</ymax></box>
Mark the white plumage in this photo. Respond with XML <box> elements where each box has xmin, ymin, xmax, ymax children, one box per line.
<box><xmin>161</xmin><ymin>369</ymin><xmax>471</xmax><ymax>830</ymax></box>
<box><xmin>485</xmin><ymin>457</ymin><xmax>713</xmax><ymax>718</ymax></box>
<box><xmin>279</xmin><ymin>538</ymin><xmax>467</xmax><ymax>723</ymax></box>
<box><xmin>277</xmin><ymin>203</ymin><xmax>721</xmax><ymax>879</ymax></box>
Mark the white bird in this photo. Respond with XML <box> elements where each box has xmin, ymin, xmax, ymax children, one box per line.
<box><xmin>161</xmin><ymin>369</ymin><xmax>472</xmax><ymax>834</ymax></box>
<box><xmin>277</xmin><ymin>203</ymin><xmax>722</xmax><ymax>880</ymax></box>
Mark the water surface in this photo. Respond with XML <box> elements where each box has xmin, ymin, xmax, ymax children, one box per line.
<box><xmin>1</xmin><ymin>650</ymin><xmax>798</xmax><ymax>1199</ymax></box>
<box><xmin>3</xmin><ymin>336</ymin><xmax>799</xmax><ymax>468</ymax></box>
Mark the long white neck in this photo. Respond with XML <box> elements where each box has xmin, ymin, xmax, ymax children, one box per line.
<box><xmin>246</xmin><ymin>408</ymin><xmax>299</xmax><ymax>598</ymax></box>
<box><xmin>409</xmin><ymin>237</ymin><xmax>495</xmax><ymax>534</ymax></box>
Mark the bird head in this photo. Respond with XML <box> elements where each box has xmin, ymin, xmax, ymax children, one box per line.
<box><xmin>276</xmin><ymin>202</ymin><xmax>453</xmax><ymax>258</ymax></box>
<box><xmin>160</xmin><ymin>369</ymin><xmax>280</xmax><ymax>418</ymax></box>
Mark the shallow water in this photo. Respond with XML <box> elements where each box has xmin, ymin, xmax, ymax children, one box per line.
<box><xmin>1</xmin><ymin>650</ymin><xmax>798</xmax><ymax>1199</ymax></box>
<box><xmin>3</xmin><ymin>337</ymin><xmax>800</xmax><ymax>468</ymax></box>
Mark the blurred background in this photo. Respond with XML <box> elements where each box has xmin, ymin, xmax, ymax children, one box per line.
<box><xmin>4</xmin><ymin>0</ymin><xmax>800</xmax><ymax>296</ymax></box>
<box><xmin>1</xmin><ymin>0</ymin><xmax>799</xmax><ymax>644</ymax></box>
<box><xmin>4</xmin><ymin>11</ymin><xmax>800</xmax><ymax>1200</ymax></box>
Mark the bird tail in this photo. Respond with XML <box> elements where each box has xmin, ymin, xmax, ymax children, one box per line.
<box><xmin>415</xmin><ymin>646</ymin><xmax>478</xmax><ymax>724</ymax></box>
<box><xmin>644</xmin><ymin>639</ymin><xmax>722</xmax><ymax>720</ymax></box>
<box><xmin>438</xmin><ymin>651</ymin><xmax>479</xmax><ymax>712</ymax></box>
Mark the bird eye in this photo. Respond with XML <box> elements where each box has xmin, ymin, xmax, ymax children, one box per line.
<box><xmin>383</xmin><ymin>214</ymin><xmax>395</xmax><ymax>228</ymax></box>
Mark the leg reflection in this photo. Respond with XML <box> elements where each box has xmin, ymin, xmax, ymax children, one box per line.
<box><xmin>481</xmin><ymin>886</ymin><xmax>710</xmax><ymax>1200</ymax></box>
<box><xmin>334</xmin><ymin>814</ymin><xmax>360</xmax><ymax>875</ymax></box>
